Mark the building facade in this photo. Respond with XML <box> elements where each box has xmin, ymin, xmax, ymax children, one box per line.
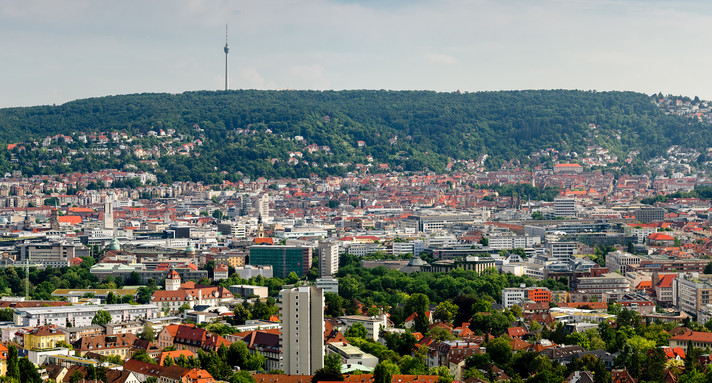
<box><xmin>279</xmin><ymin>286</ymin><xmax>324</xmax><ymax>375</ymax></box>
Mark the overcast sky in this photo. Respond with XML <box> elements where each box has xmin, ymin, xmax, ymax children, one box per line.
<box><xmin>1</xmin><ymin>0</ymin><xmax>711</xmax><ymax>108</ymax></box>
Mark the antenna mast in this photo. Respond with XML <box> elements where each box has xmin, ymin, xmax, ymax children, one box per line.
<box><xmin>224</xmin><ymin>24</ymin><xmax>230</xmax><ymax>91</ymax></box>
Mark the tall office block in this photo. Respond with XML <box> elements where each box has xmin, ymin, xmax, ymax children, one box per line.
<box><xmin>318</xmin><ymin>241</ymin><xmax>339</xmax><ymax>278</ymax></box>
<box><xmin>279</xmin><ymin>286</ymin><xmax>324</xmax><ymax>375</ymax></box>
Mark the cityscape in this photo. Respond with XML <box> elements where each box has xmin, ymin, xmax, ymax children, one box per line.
<box><xmin>4</xmin><ymin>1</ymin><xmax>712</xmax><ymax>383</ymax></box>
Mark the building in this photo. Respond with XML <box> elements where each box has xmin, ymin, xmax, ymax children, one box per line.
<box><xmin>14</xmin><ymin>304</ymin><xmax>159</xmax><ymax>327</ymax></box>
<box><xmin>502</xmin><ymin>286</ymin><xmax>551</xmax><ymax>308</ymax></box>
<box><xmin>575</xmin><ymin>273</ymin><xmax>631</xmax><ymax>296</ymax></box>
<box><xmin>151</xmin><ymin>280</ymin><xmax>233</xmax><ymax>315</ymax></box>
<box><xmin>228</xmin><ymin>285</ymin><xmax>269</xmax><ymax>299</ymax></box>
<box><xmin>326</xmin><ymin>342</ymin><xmax>378</xmax><ymax>372</ymax></box>
<box><xmin>250</xmin><ymin>246</ymin><xmax>312</xmax><ymax>279</ymax></box>
<box><xmin>72</xmin><ymin>333</ymin><xmax>157</xmax><ymax>360</ymax></box>
<box><xmin>554</xmin><ymin>163</ymin><xmax>584</xmax><ymax>174</ymax></box>
<box><xmin>316</xmin><ymin>277</ymin><xmax>339</xmax><ymax>294</ymax></box>
<box><xmin>238</xmin><ymin>330</ymin><xmax>281</xmax><ymax>371</ymax></box>
<box><xmin>554</xmin><ymin>197</ymin><xmax>576</xmax><ymax>218</ymax></box>
<box><xmin>279</xmin><ymin>286</ymin><xmax>324</xmax><ymax>375</ymax></box>
<box><xmin>672</xmin><ymin>273</ymin><xmax>712</xmax><ymax>318</ymax></box>
<box><xmin>17</xmin><ymin>242</ymin><xmax>91</xmax><ymax>268</ymax></box>
<box><xmin>338</xmin><ymin>315</ymin><xmax>388</xmax><ymax>341</ymax></box>
<box><xmin>233</xmin><ymin>265</ymin><xmax>273</xmax><ymax>279</ymax></box>
<box><xmin>216</xmin><ymin>221</ymin><xmax>247</xmax><ymax>239</ymax></box>
<box><xmin>605</xmin><ymin>251</ymin><xmax>641</xmax><ymax>274</ymax></box>
<box><xmin>423</xmin><ymin>256</ymin><xmax>496</xmax><ymax>274</ymax></box>
<box><xmin>318</xmin><ymin>241</ymin><xmax>339</xmax><ymax>278</ymax></box>
<box><xmin>157</xmin><ymin>324</ymin><xmax>231</xmax><ymax>353</ymax></box>
<box><xmin>104</xmin><ymin>199</ymin><xmax>114</xmax><ymax>230</ymax></box>
<box><xmin>634</xmin><ymin>208</ymin><xmax>666</xmax><ymax>223</ymax></box>
<box><xmin>24</xmin><ymin>325</ymin><xmax>65</xmax><ymax>350</ymax></box>
<box><xmin>165</xmin><ymin>270</ymin><xmax>181</xmax><ymax>291</ymax></box>
<box><xmin>213</xmin><ymin>264</ymin><xmax>228</xmax><ymax>281</ymax></box>
<box><xmin>669</xmin><ymin>331</ymin><xmax>712</xmax><ymax>352</ymax></box>
<box><xmin>123</xmin><ymin>359</ymin><xmax>215</xmax><ymax>383</ymax></box>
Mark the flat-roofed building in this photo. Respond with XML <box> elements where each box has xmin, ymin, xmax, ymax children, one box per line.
<box><xmin>14</xmin><ymin>304</ymin><xmax>159</xmax><ymax>327</ymax></box>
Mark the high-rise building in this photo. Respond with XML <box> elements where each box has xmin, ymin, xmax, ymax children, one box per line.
<box><xmin>279</xmin><ymin>286</ymin><xmax>324</xmax><ymax>375</ymax></box>
<box><xmin>103</xmin><ymin>199</ymin><xmax>114</xmax><ymax>230</ymax></box>
<box><xmin>318</xmin><ymin>241</ymin><xmax>339</xmax><ymax>278</ymax></box>
<box><xmin>249</xmin><ymin>245</ymin><xmax>312</xmax><ymax>279</ymax></box>
<box><xmin>257</xmin><ymin>194</ymin><xmax>270</xmax><ymax>222</ymax></box>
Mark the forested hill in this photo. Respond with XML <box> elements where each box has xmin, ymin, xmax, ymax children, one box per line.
<box><xmin>0</xmin><ymin>89</ymin><xmax>708</xmax><ymax>183</ymax></box>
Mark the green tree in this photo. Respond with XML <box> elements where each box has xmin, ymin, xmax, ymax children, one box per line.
<box><xmin>7</xmin><ymin>344</ymin><xmax>19</xmax><ymax>380</ymax></box>
<box><xmin>142</xmin><ymin>322</ymin><xmax>156</xmax><ymax>342</ymax></box>
<box><xmin>374</xmin><ymin>361</ymin><xmax>400</xmax><ymax>383</ymax></box>
<box><xmin>433</xmin><ymin>301</ymin><xmax>458</xmax><ymax>323</ymax></box>
<box><xmin>345</xmin><ymin>322</ymin><xmax>368</xmax><ymax>339</ymax></box>
<box><xmin>230</xmin><ymin>371</ymin><xmax>257</xmax><ymax>383</ymax></box>
<box><xmin>92</xmin><ymin>310</ymin><xmax>112</xmax><ymax>325</ymax></box>
<box><xmin>19</xmin><ymin>357</ymin><xmax>42</xmax><ymax>383</ymax></box>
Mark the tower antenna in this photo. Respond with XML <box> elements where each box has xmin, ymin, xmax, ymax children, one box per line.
<box><xmin>224</xmin><ymin>24</ymin><xmax>230</xmax><ymax>91</ymax></box>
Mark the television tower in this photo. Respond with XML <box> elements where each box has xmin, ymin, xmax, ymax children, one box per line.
<box><xmin>224</xmin><ymin>24</ymin><xmax>230</xmax><ymax>91</ymax></box>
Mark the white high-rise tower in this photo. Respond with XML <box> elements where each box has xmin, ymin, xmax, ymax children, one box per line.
<box><xmin>224</xmin><ymin>24</ymin><xmax>230</xmax><ymax>91</ymax></box>
<box><xmin>279</xmin><ymin>286</ymin><xmax>324</xmax><ymax>375</ymax></box>
<box><xmin>318</xmin><ymin>241</ymin><xmax>339</xmax><ymax>278</ymax></box>
<box><xmin>103</xmin><ymin>199</ymin><xmax>114</xmax><ymax>230</ymax></box>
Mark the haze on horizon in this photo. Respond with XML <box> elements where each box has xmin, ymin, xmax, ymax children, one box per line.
<box><xmin>1</xmin><ymin>0</ymin><xmax>711</xmax><ymax>108</ymax></box>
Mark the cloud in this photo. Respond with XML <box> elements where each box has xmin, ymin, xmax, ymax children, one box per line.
<box><xmin>288</xmin><ymin>65</ymin><xmax>330</xmax><ymax>89</ymax></box>
<box><xmin>425</xmin><ymin>53</ymin><xmax>458</xmax><ymax>65</ymax></box>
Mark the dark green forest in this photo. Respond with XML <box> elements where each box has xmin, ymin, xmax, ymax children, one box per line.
<box><xmin>0</xmin><ymin>90</ymin><xmax>707</xmax><ymax>183</ymax></box>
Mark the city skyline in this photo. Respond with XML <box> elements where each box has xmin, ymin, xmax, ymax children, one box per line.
<box><xmin>2</xmin><ymin>0</ymin><xmax>712</xmax><ymax>107</ymax></box>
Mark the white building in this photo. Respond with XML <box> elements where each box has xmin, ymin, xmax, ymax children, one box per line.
<box><xmin>319</xmin><ymin>241</ymin><xmax>339</xmax><ymax>278</ymax></box>
<box><xmin>280</xmin><ymin>286</ymin><xmax>324</xmax><ymax>375</ymax></box>
<box><xmin>605</xmin><ymin>251</ymin><xmax>641</xmax><ymax>274</ymax></box>
<box><xmin>234</xmin><ymin>265</ymin><xmax>273</xmax><ymax>279</ymax></box>
<box><xmin>326</xmin><ymin>342</ymin><xmax>378</xmax><ymax>372</ymax></box>
<box><xmin>14</xmin><ymin>304</ymin><xmax>159</xmax><ymax>327</ymax></box>
<box><xmin>338</xmin><ymin>315</ymin><xmax>388</xmax><ymax>341</ymax></box>
<box><xmin>554</xmin><ymin>197</ymin><xmax>576</xmax><ymax>218</ymax></box>
<box><xmin>502</xmin><ymin>287</ymin><xmax>527</xmax><ymax>308</ymax></box>
<box><xmin>316</xmin><ymin>277</ymin><xmax>339</xmax><ymax>294</ymax></box>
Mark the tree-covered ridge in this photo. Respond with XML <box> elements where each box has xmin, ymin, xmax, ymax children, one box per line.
<box><xmin>0</xmin><ymin>90</ymin><xmax>709</xmax><ymax>182</ymax></box>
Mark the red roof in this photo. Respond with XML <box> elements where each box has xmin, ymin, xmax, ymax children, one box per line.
<box><xmin>58</xmin><ymin>215</ymin><xmax>82</xmax><ymax>225</ymax></box>
<box><xmin>649</xmin><ymin>233</ymin><xmax>675</xmax><ymax>241</ymax></box>
<box><xmin>657</xmin><ymin>274</ymin><xmax>677</xmax><ymax>288</ymax></box>
<box><xmin>554</xmin><ymin>163</ymin><xmax>583</xmax><ymax>168</ymax></box>
<box><xmin>254</xmin><ymin>238</ymin><xmax>274</xmax><ymax>245</ymax></box>
<box><xmin>670</xmin><ymin>331</ymin><xmax>712</xmax><ymax>343</ymax></box>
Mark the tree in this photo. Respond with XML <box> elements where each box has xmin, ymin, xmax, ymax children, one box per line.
<box><xmin>92</xmin><ymin>310</ymin><xmax>112</xmax><ymax>325</ymax></box>
<box><xmin>19</xmin><ymin>357</ymin><xmax>42</xmax><ymax>383</ymax></box>
<box><xmin>374</xmin><ymin>361</ymin><xmax>400</xmax><ymax>383</ymax></box>
<box><xmin>705</xmin><ymin>261</ymin><xmax>712</xmax><ymax>275</ymax></box>
<box><xmin>106</xmin><ymin>291</ymin><xmax>118</xmax><ymax>304</ymax></box>
<box><xmin>312</xmin><ymin>367</ymin><xmax>343</xmax><ymax>383</ymax></box>
<box><xmin>345</xmin><ymin>322</ymin><xmax>368</xmax><ymax>339</ymax></box>
<box><xmin>233</xmin><ymin>303</ymin><xmax>252</xmax><ymax>325</ymax></box>
<box><xmin>132</xmin><ymin>350</ymin><xmax>156</xmax><ymax>364</ymax></box>
<box><xmin>7</xmin><ymin>344</ymin><xmax>19</xmax><ymax>380</ymax></box>
<box><xmin>143</xmin><ymin>322</ymin><xmax>156</xmax><ymax>342</ymax></box>
<box><xmin>486</xmin><ymin>336</ymin><xmax>513</xmax><ymax>367</ymax></box>
<box><xmin>433</xmin><ymin>301</ymin><xmax>459</xmax><ymax>323</ymax></box>
<box><xmin>231</xmin><ymin>371</ymin><xmax>257</xmax><ymax>383</ymax></box>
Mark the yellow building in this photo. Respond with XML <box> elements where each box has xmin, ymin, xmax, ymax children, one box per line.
<box><xmin>24</xmin><ymin>325</ymin><xmax>66</xmax><ymax>350</ymax></box>
<box><xmin>0</xmin><ymin>343</ymin><xmax>7</xmax><ymax>376</ymax></box>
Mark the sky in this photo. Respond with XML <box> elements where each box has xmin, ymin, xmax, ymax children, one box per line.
<box><xmin>1</xmin><ymin>0</ymin><xmax>712</xmax><ymax>108</ymax></box>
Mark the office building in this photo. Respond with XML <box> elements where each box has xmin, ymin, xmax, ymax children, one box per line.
<box><xmin>318</xmin><ymin>241</ymin><xmax>339</xmax><ymax>278</ymax></box>
<box><xmin>279</xmin><ymin>286</ymin><xmax>324</xmax><ymax>375</ymax></box>
<box><xmin>554</xmin><ymin>197</ymin><xmax>576</xmax><ymax>218</ymax></box>
<box><xmin>250</xmin><ymin>246</ymin><xmax>312</xmax><ymax>279</ymax></box>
